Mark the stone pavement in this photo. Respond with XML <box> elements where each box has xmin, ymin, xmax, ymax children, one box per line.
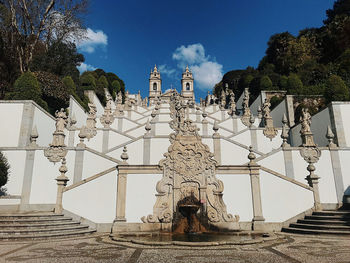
<box><xmin>0</xmin><ymin>233</ymin><xmax>349</xmax><ymax>263</ymax></box>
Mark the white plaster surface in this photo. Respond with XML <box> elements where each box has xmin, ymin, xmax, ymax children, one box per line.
<box><xmin>220</xmin><ymin>140</ymin><xmax>249</xmax><ymax>165</ymax></box>
<box><xmin>32</xmin><ymin>107</ymin><xmax>55</xmax><ymax>147</ymax></box>
<box><xmin>68</xmin><ymin>96</ymin><xmax>87</xmax><ymax>128</ymax></box>
<box><xmin>1</xmin><ymin>151</ymin><xmax>26</xmax><ymax>195</ymax></box>
<box><xmin>338</xmin><ymin>150</ymin><xmax>350</xmax><ymax>195</ymax></box>
<box><xmin>125</xmin><ymin>174</ymin><xmax>160</xmax><ymax>222</ymax></box>
<box><xmin>30</xmin><ymin>150</ymin><xmax>60</xmax><ymax>204</ymax></box>
<box><xmin>260</xmin><ymin>170</ymin><xmax>314</xmax><ymax>222</ymax></box>
<box><xmin>256</xmin><ymin>129</ymin><xmax>282</xmax><ymax>154</ymax></box>
<box><xmin>107</xmin><ymin>139</ymin><xmax>144</xmax><ymax>164</ymax></box>
<box><xmin>122</xmin><ymin>119</ymin><xmax>138</xmax><ymax>132</ymax></box>
<box><xmin>84</xmin><ymin>130</ymin><xmax>103</xmax><ymax>152</ymax></box>
<box><xmin>82</xmin><ymin>151</ymin><xmax>117</xmax><ymax>180</ymax></box>
<box><xmin>217</xmin><ymin>174</ymin><xmax>253</xmax><ymax>221</ymax></box>
<box><xmin>63</xmin><ymin>170</ymin><xmax>117</xmax><ymax>223</ymax></box>
<box><xmin>258</xmin><ymin>150</ymin><xmax>286</xmax><ymax>175</ymax></box>
<box><xmin>0</xmin><ymin>103</ymin><xmax>23</xmax><ymax>147</ymax></box>
<box><xmin>339</xmin><ymin>104</ymin><xmax>350</xmax><ymax>146</ymax></box>
<box><xmin>150</xmin><ymin>138</ymin><xmax>170</xmax><ymax>164</ymax></box>
<box><xmin>108</xmin><ymin>131</ymin><xmax>132</xmax><ymax>149</ymax></box>
<box><xmin>155</xmin><ymin>123</ymin><xmax>173</xmax><ymax>136</ymax></box>
<box><xmin>230</xmin><ymin>130</ymin><xmax>251</xmax><ymax>148</ymax></box>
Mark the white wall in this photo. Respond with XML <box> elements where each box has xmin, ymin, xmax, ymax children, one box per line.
<box><xmin>260</xmin><ymin>170</ymin><xmax>314</xmax><ymax>222</ymax></box>
<box><xmin>1</xmin><ymin>151</ymin><xmax>26</xmax><ymax>195</ymax></box>
<box><xmin>338</xmin><ymin>150</ymin><xmax>350</xmax><ymax>195</ymax></box>
<box><xmin>63</xmin><ymin>171</ymin><xmax>117</xmax><ymax>223</ymax></box>
<box><xmin>32</xmin><ymin>107</ymin><xmax>55</xmax><ymax>147</ymax></box>
<box><xmin>125</xmin><ymin>174</ymin><xmax>160</xmax><ymax>222</ymax></box>
<box><xmin>69</xmin><ymin>96</ymin><xmax>87</xmax><ymax>128</ymax></box>
<box><xmin>0</xmin><ymin>103</ymin><xmax>23</xmax><ymax>147</ymax></box>
<box><xmin>217</xmin><ymin>174</ymin><xmax>253</xmax><ymax>221</ymax></box>
<box><xmin>339</xmin><ymin>104</ymin><xmax>350</xmax><ymax>147</ymax></box>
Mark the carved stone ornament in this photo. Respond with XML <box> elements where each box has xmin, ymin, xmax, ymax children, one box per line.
<box><xmin>300</xmin><ymin>108</ymin><xmax>315</xmax><ymax>146</ymax></box>
<box><xmin>142</xmin><ymin>91</ymin><xmax>238</xmax><ymax>225</ymax></box>
<box><xmin>100</xmin><ymin>95</ymin><xmax>114</xmax><ymax>128</ymax></box>
<box><xmin>262</xmin><ymin>99</ymin><xmax>277</xmax><ymax>140</ymax></box>
<box><xmin>84</xmin><ymin>102</ymin><xmax>97</xmax><ymax>140</ymax></box>
<box><xmin>241</xmin><ymin>88</ymin><xmax>251</xmax><ymax>127</ymax></box>
<box><xmin>300</xmin><ymin>146</ymin><xmax>321</xmax><ymax>164</ymax></box>
<box><xmin>44</xmin><ymin>108</ymin><xmax>68</xmax><ymax>163</ymax></box>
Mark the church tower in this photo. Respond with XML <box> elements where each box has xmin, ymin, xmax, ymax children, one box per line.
<box><xmin>181</xmin><ymin>66</ymin><xmax>195</xmax><ymax>101</ymax></box>
<box><xmin>149</xmin><ymin>65</ymin><xmax>162</xmax><ymax>105</ymax></box>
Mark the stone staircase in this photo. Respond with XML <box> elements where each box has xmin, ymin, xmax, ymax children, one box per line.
<box><xmin>282</xmin><ymin>209</ymin><xmax>350</xmax><ymax>235</ymax></box>
<box><xmin>0</xmin><ymin>212</ymin><xmax>96</xmax><ymax>240</ymax></box>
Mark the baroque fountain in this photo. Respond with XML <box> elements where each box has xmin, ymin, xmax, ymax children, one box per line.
<box><xmin>111</xmin><ymin>92</ymin><xmax>274</xmax><ymax>246</ymax></box>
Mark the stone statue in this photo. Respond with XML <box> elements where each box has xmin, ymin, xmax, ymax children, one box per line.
<box><xmin>300</xmin><ymin>108</ymin><xmax>312</xmax><ymax>134</ymax></box>
<box><xmin>55</xmin><ymin>109</ymin><xmax>68</xmax><ymax>133</ymax></box>
<box><xmin>262</xmin><ymin>99</ymin><xmax>277</xmax><ymax>140</ymax></box>
<box><xmin>241</xmin><ymin>88</ymin><xmax>251</xmax><ymax>127</ymax></box>
<box><xmin>262</xmin><ymin>99</ymin><xmax>271</xmax><ymax>119</ymax></box>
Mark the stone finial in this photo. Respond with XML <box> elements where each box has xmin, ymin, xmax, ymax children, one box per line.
<box><xmin>202</xmin><ymin>110</ymin><xmax>208</xmax><ymax>119</ymax></box>
<box><xmin>121</xmin><ymin>146</ymin><xmax>129</xmax><ymax>163</ymax></box>
<box><xmin>30</xmin><ymin>125</ymin><xmax>39</xmax><ymax>147</ymax></box>
<box><xmin>77</xmin><ymin>126</ymin><xmax>87</xmax><ymax>147</ymax></box>
<box><xmin>58</xmin><ymin>158</ymin><xmax>68</xmax><ymax>175</ymax></box>
<box><xmin>248</xmin><ymin>146</ymin><xmax>256</xmax><ymax>165</ymax></box>
<box><xmin>100</xmin><ymin>98</ymin><xmax>114</xmax><ymax>128</ymax></box>
<box><xmin>151</xmin><ymin>109</ymin><xmax>156</xmax><ymax>119</ymax></box>
<box><xmin>145</xmin><ymin>120</ymin><xmax>151</xmax><ymax>134</ymax></box>
<box><xmin>326</xmin><ymin>125</ymin><xmax>336</xmax><ymax>148</ymax></box>
<box><xmin>249</xmin><ymin>113</ymin><xmax>255</xmax><ymax>127</ymax></box>
<box><xmin>213</xmin><ymin>121</ymin><xmax>219</xmax><ymax>133</ymax></box>
<box><xmin>69</xmin><ymin>113</ymin><xmax>77</xmax><ymax>128</ymax></box>
<box><xmin>281</xmin><ymin>114</ymin><xmax>290</xmax><ymax>147</ymax></box>
<box><xmin>257</xmin><ymin>106</ymin><xmax>262</xmax><ymax>119</ymax></box>
<box><xmin>228</xmin><ymin>91</ymin><xmax>236</xmax><ymax>117</ymax></box>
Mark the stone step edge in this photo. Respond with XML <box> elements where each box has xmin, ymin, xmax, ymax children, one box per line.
<box><xmin>0</xmin><ymin>217</ymin><xmax>73</xmax><ymax>223</ymax></box>
<box><xmin>0</xmin><ymin>225</ymin><xmax>89</xmax><ymax>234</ymax></box>
<box><xmin>290</xmin><ymin>223</ymin><xmax>350</xmax><ymax>230</ymax></box>
<box><xmin>0</xmin><ymin>214</ymin><xmax>64</xmax><ymax>218</ymax></box>
<box><xmin>305</xmin><ymin>215</ymin><xmax>350</xmax><ymax>220</ymax></box>
<box><xmin>282</xmin><ymin>227</ymin><xmax>350</xmax><ymax>235</ymax></box>
<box><xmin>298</xmin><ymin>219</ymin><xmax>350</xmax><ymax>224</ymax></box>
<box><xmin>0</xmin><ymin>221</ymin><xmax>80</xmax><ymax>228</ymax></box>
<box><xmin>0</xmin><ymin>229</ymin><xmax>96</xmax><ymax>240</ymax></box>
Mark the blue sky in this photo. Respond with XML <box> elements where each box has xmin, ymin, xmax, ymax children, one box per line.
<box><xmin>77</xmin><ymin>0</ymin><xmax>336</xmax><ymax>100</ymax></box>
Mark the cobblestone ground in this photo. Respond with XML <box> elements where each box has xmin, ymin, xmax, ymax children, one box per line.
<box><xmin>0</xmin><ymin>233</ymin><xmax>349</xmax><ymax>263</ymax></box>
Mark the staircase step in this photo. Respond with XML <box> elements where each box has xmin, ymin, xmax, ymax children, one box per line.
<box><xmin>0</xmin><ymin>225</ymin><xmax>89</xmax><ymax>235</ymax></box>
<box><xmin>290</xmin><ymin>223</ymin><xmax>350</xmax><ymax>231</ymax></box>
<box><xmin>0</xmin><ymin>221</ymin><xmax>80</xmax><ymax>229</ymax></box>
<box><xmin>312</xmin><ymin>211</ymin><xmax>350</xmax><ymax>216</ymax></box>
<box><xmin>0</xmin><ymin>229</ymin><xmax>96</xmax><ymax>240</ymax></box>
<box><xmin>297</xmin><ymin>219</ymin><xmax>350</xmax><ymax>225</ymax></box>
<box><xmin>0</xmin><ymin>213</ymin><xmax>64</xmax><ymax>219</ymax></box>
<box><xmin>282</xmin><ymin>227</ymin><xmax>350</xmax><ymax>235</ymax></box>
<box><xmin>0</xmin><ymin>217</ymin><xmax>73</xmax><ymax>224</ymax></box>
<box><xmin>305</xmin><ymin>215</ymin><xmax>350</xmax><ymax>220</ymax></box>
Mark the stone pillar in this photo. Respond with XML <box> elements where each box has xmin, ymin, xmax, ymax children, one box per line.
<box><xmin>20</xmin><ymin>149</ymin><xmax>36</xmax><ymax>210</ymax></box>
<box><xmin>115</xmin><ymin>147</ymin><xmax>129</xmax><ymax>222</ymax></box>
<box><xmin>55</xmin><ymin>158</ymin><xmax>69</xmax><ymax>214</ymax></box>
<box><xmin>73</xmin><ymin>148</ymin><xmax>84</xmax><ymax>183</ymax></box>
<box><xmin>115</xmin><ymin>173</ymin><xmax>127</xmax><ymax>222</ymax></box>
<box><xmin>102</xmin><ymin>128</ymin><xmax>109</xmax><ymax>153</ymax></box>
<box><xmin>248</xmin><ymin>147</ymin><xmax>265</xmax><ymax>230</ymax></box>
<box><xmin>221</xmin><ymin>109</ymin><xmax>225</xmax><ymax>121</ymax></box>
<box><xmin>143</xmin><ymin>121</ymin><xmax>151</xmax><ymax>165</ymax></box>
<box><xmin>68</xmin><ymin>130</ymin><xmax>75</xmax><ymax>147</ymax></box>
<box><xmin>117</xmin><ymin>117</ymin><xmax>123</xmax><ymax>132</ymax></box>
<box><xmin>306</xmin><ymin>163</ymin><xmax>322</xmax><ymax>211</ymax></box>
<box><xmin>202</xmin><ymin>111</ymin><xmax>208</xmax><ymax>136</ymax></box>
<box><xmin>18</xmin><ymin>102</ymin><xmax>35</xmax><ymax>147</ymax></box>
<box><xmin>212</xmin><ymin>121</ymin><xmax>221</xmax><ymax>165</ymax></box>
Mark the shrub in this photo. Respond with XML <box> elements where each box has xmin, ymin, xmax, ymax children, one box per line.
<box><xmin>12</xmin><ymin>72</ymin><xmax>48</xmax><ymax>110</ymax></box>
<box><xmin>62</xmin><ymin>76</ymin><xmax>76</xmax><ymax>94</ymax></box>
<box><xmin>80</xmin><ymin>72</ymin><xmax>96</xmax><ymax>91</ymax></box>
<box><xmin>324</xmin><ymin>75</ymin><xmax>349</xmax><ymax>102</ymax></box>
<box><xmin>0</xmin><ymin>152</ymin><xmax>10</xmax><ymax>195</ymax></box>
<box><xmin>287</xmin><ymin>74</ymin><xmax>303</xmax><ymax>94</ymax></box>
<box><xmin>260</xmin><ymin>75</ymin><xmax>273</xmax><ymax>90</ymax></box>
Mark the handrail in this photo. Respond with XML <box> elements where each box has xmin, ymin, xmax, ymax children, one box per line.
<box><xmin>64</xmin><ymin>166</ymin><xmax>117</xmax><ymax>192</ymax></box>
<box><xmin>260</xmin><ymin>166</ymin><xmax>312</xmax><ymax>191</ymax></box>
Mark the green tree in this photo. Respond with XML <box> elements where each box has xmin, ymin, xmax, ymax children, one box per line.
<box><xmin>62</xmin><ymin>76</ymin><xmax>76</xmax><ymax>94</ymax></box>
<box><xmin>80</xmin><ymin>72</ymin><xmax>96</xmax><ymax>91</ymax></box>
<box><xmin>324</xmin><ymin>75</ymin><xmax>349</xmax><ymax>102</ymax></box>
<box><xmin>0</xmin><ymin>151</ymin><xmax>9</xmax><ymax>194</ymax></box>
<box><xmin>9</xmin><ymin>72</ymin><xmax>48</xmax><ymax>110</ymax></box>
<box><xmin>260</xmin><ymin>75</ymin><xmax>273</xmax><ymax>90</ymax></box>
<box><xmin>279</xmin><ymin>75</ymin><xmax>288</xmax><ymax>90</ymax></box>
<box><xmin>287</xmin><ymin>74</ymin><xmax>303</xmax><ymax>94</ymax></box>
<box><xmin>96</xmin><ymin>76</ymin><xmax>108</xmax><ymax>106</ymax></box>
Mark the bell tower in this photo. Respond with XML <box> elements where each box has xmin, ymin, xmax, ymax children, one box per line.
<box><xmin>181</xmin><ymin>66</ymin><xmax>195</xmax><ymax>101</ymax></box>
<box><xmin>149</xmin><ymin>65</ymin><xmax>162</xmax><ymax>105</ymax></box>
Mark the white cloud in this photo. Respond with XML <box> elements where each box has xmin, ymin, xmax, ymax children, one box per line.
<box><xmin>77</xmin><ymin>62</ymin><xmax>97</xmax><ymax>73</ymax></box>
<box><xmin>77</xmin><ymin>28</ymin><xmax>108</xmax><ymax>53</ymax></box>
<box><xmin>158</xmin><ymin>64</ymin><xmax>176</xmax><ymax>78</ymax></box>
<box><xmin>191</xmin><ymin>61</ymin><xmax>223</xmax><ymax>91</ymax></box>
<box><xmin>172</xmin><ymin>43</ymin><xmax>208</xmax><ymax>67</ymax></box>
<box><xmin>171</xmin><ymin>43</ymin><xmax>223</xmax><ymax>91</ymax></box>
